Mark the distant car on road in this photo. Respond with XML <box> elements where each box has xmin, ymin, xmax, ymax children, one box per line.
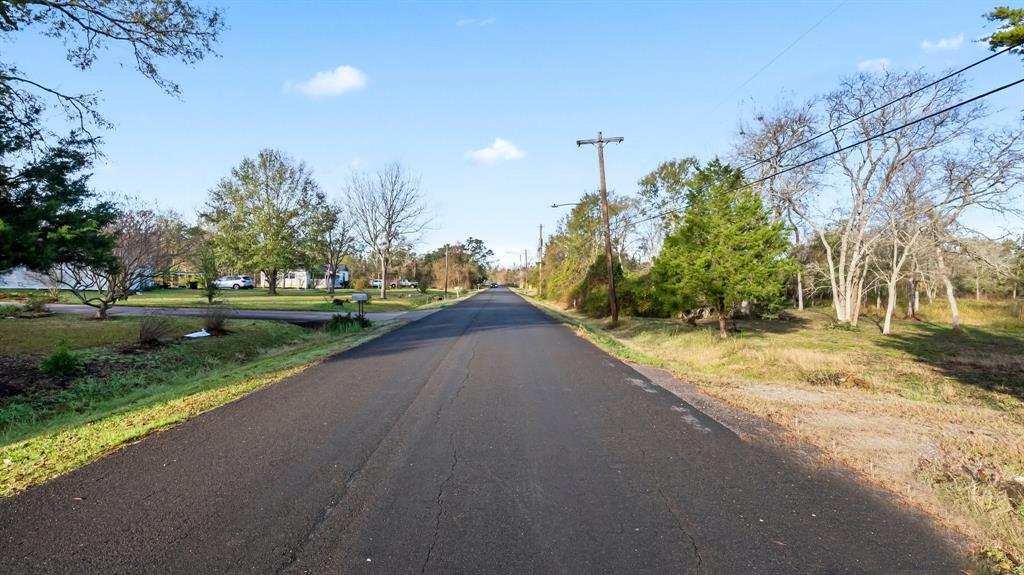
<box><xmin>490</xmin><ymin>282</ymin><xmax>498</xmax><ymax>288</ymax></box>
<box><xmin>213</xmin><ymin>275</ymin><xmax>254</xmax><ymax>290</ymax></box>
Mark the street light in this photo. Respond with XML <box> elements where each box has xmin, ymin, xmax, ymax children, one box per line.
<box><xmin>550</xmin><ymin>202</ymin><xmax>581</xmax><ymax>208</ymax></box>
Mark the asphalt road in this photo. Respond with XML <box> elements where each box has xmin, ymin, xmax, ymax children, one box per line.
<box><xmin>0</xmin><ymin>288</ymin><xmax>964</xmax><ymax>574</ymax></box>
<box><xmin>47</xmin><ymin>303</ymin><xmax>430</xmax><ymax>323</ymax></box>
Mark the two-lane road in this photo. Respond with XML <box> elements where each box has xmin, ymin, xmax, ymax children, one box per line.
<box><xmin>0</xmin><ymin>288</ymin><xmax>963</xmax><ymax>573</ymax></box>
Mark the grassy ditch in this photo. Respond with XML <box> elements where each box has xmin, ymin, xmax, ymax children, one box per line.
<box><xmin>521</xmin><ymin>292</ymin><xmax>1024</xmax><ymax>574</ymax></box>
<box><xmin>0</xmin><ymin>314</ymin><xmax>400</xmax><ymax>496</ymax></box>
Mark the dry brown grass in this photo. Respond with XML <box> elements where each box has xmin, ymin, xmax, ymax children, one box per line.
<box><xmin>529</xmin><ymin>295</ymin><xmax>1024</xmax><ymax>573</ymax></box>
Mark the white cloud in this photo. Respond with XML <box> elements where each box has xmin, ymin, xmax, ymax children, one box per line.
<box><xmin>285</xmin><ymin>65</ymin><xmax>367</xmax><ymax>98</ymax></box>
<box><xmin>466</xmin><ymin>138</ymin><xmax>524</xmax><ymax>165</ymax></box>
<box><xmin>857</xmin><ymin>57</ymin><xmax>891</xmax><ymax>73</ymax></box>
<box><xmin>456</xmin><ymin>17</ymin><xmax>496</xmax><ymax>27</ymax></box>
<box><xmin>921</xmin><ymin>34</ymin><xmax>964</xmax><ymax>51</ymax></box>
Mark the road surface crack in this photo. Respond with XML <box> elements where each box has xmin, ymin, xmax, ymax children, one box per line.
<box><xmin>421</xmin><ymin>431</ymin><xmax>459</xmax><ymax>574</ymax></box>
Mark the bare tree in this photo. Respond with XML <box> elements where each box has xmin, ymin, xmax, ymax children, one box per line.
<box><xmin>927</xmin><ymin>129</ymin><xmax>1024</xmax><ymax>329</ymax></box>
<box><xmin>307</xmin><ymin>197</ymin><xmax>355</xmax><ymax>294</ymax></box>
<box><xmin>51</xmin><ymin>205</ymin><xmax>163</xmax><ymax>318</ymax></box>
<box><xmin>780</xmin><ymin>71</ymin><xmax>983</xmax><ymax>327</ymax></box>
<box><xmin>346</xmin><ymin>163</ymin><xmax>428</xmax><ymax>299</ymax></box>
<box><xmin>735</xmin><ymin>100</ymin><xmax>822</xmax><ymax>310</ymax></box>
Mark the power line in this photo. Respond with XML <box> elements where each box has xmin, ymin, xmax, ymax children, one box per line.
<box><xmin>721</xmin><ymin>1</ymin><xmax>845</xmax><ymax>110</ymax></box>
<box><xmin>739</xmin><ymin>44</ymin><xmax>1019</xmax><ymax>172</ymax></box>
<box><xmin>632</xmin><ymin>76</ymin><xmax>1024</xmax><ymax>227</ymax></box>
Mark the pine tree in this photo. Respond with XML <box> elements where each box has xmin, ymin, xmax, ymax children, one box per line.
<box><xmin>652</xmin><ymin>160</ymin><xmax>795</xmax><ymax>338</ymax></box>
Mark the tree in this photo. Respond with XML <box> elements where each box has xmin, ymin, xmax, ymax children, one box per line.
<box><xmin>51</xmin><ymin>204</ymin><xmax>163</xmax><ymax>318</ymax></box>
<box><xmin>986</xmin><ymin>7</ymin><xmax>1024</xmax><ymax>54</ymax></box>
<box><xmin>202</xmin><ymin>149</ymin><xmax>321</xmax><ymax>295</ymax></box>
<box><xmin>652</xmin><ymin>160</ymin><xmax>793</xmax><ymax>338</ymax></box>
<box><xmin>778</xmin><ymin>70</ymin><xmax>983</xmax><ymax>327</ymax></box>
<box><xmin>636</xmin><ymin>158</ymin><xmax>698</xmax><ymax>261</ymax></box>
<box><xmin>346</xmin><ymin>162</ymin><xmax>428</xmax><ymax>299</ymax></box>
<box><xmin>306</xmin><ymin>197</ymin><xmax>355</xmax><ymax>294</ymax></box>
<box><xmin>198</xmin><ymin>243</ymin><xmax>220</xmax><ymax>304</ymax></box>
<box><xmin>734</xmin><ymin>101</ymin><xmax>822</xmax><ymax>310</ymax></box>
<box><xmin>0</xmin><ymin>130</ymin><xmax>116</xmax><ymax>274</ymax></box>
<box><xmin>1</xmin><ymin>0</ymin><xmax>223</xmax><ymax>140</ymax></box>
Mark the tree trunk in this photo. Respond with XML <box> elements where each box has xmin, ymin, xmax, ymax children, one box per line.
<box><xmin>796</xmin><ymin>270</ymin><xmax>804</xmax><ymax>310</ymax></box>
<box><xmin>975</xmin><ymin>274</ymin><xmax>981</xmax><ymax>301</ymax></box>
<box><xmin>935</xmin><ymin>245</ymin><xmax>959</xmax><ymax>331</ymax></box>
<box><xmin>379</xmin><ymin>258</ymin><xmax>388</xmax><ymax>299</ymax></box>
<box><xmin>875</xmin><ymin>288</ymin><xmax>881</xmax><ymax>309</ymax></box>
<box><xmin>717</xmin><ymin>308</ymin><xmax>728</xmax><ymax>339</ymax></box>
<box><xmin>95</xmin><ymin>302</ymin><xmax>109</xmax><ymax>319</ymax></box>
<box><xmin>326</xmin><ymin>266</ymin><xmax>335</xmax><ymax>295</ymax></box>
<box><xmin>883</xmin><ymin>281</ymin><xmax>898</xmax><ymax>335</ymax></box>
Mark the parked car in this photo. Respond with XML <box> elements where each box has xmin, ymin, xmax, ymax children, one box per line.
<box><xmin>370</xmin><ymin>279</ymin><xmax>383</xmax><ymax>289</ymax></box>
<box><xmin>390</xmin><ymin>279</ymin><xmax>418</xmax><ymax>289</ymax></box>
<box><xmin>213</xmin><ymin>275</ymin><xmax>254</xmax><ymax>290</ymax></box>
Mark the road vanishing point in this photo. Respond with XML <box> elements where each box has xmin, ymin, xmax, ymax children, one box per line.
<box><xmin>0</xmin><ymin>288</ymin><xmax>963</xmax><ymax>574</ymax></box>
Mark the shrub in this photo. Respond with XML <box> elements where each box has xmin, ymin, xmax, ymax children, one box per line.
<box><xmin>138</xmin><ymin>315</ymin><xmax>175</xmax><ymax>345</ymax></box>
<box><xmin>202</xmin><ymin>304</ymin><xmax>229</xmax><ymax>334</ymax></box>
<box><xmin>351</xmin><ymin>277</ymin><xmax>369</xmax><ymax>290</ymax></box>
<box><xmin>0</xmin><ymin>304</ymin><xmax>22</xmax><ymax>316</ymax></box>
<box><xmin>38</xmin><ymin>340</ymin><xmax>83</xmax><ymax>378</ymax></box>
<box><xmin>25</xmin><ymin>293</ymin><xmax>50</xmax><ymax>313</ymax></box>
<box><xmin>325</xmin><ymin>313</ymin><xmax>370</xmax><ymax>335</ymax></box>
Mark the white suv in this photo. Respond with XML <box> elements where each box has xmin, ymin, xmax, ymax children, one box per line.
<box><xmin>213</xmin><ymin>275</ymin><xmax>254</xmax><ymax>289</ymax></box>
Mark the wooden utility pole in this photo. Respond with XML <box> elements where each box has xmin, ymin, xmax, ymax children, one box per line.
<box><xmin>537</xmin><ymin>224</ymin><xmax>544</xmax><ymax>296</ymax></box>
<box><xmin>444</xmin><ymin>243</ymin><xmax>449</xmax><ymax>299</ymax></box>
<box><xmin>577</xmin><ymin>131</ymin><xmax>623</xmax><ymax>323</ymax></box>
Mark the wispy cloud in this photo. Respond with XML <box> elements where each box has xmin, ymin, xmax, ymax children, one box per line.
<box><xmin>921</xmin><ymin>34</ymin><xmax>964</xmax><ymax>51</ymax></box>
<box><xmin>857</xmin><ymin>57</ymin><xmax>891</xmax><ymax>73</ymax></box>
<box><xmin>466</xmin><ymin>138</ymin><xmax>524</xmax><ymax>165</ymax></box>
<box><xmin>284</xmin><ymin>65</ymin><xmax>367</xmax><ymax>98</ymax></box>
<box><xmin>456</xmin><ymin>17</ymin><xmax>496</xmax><ymax>27</ymax></box>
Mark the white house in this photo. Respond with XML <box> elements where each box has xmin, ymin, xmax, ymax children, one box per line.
<box><xmin>258</xmin><ymin>266</ymin><xmax>350</xmax><ymax>289</ymax></box>
<box><xmin>0</xmin><ymin>266</ymin><xmax>50</xmax><ymax>289</ymax></box>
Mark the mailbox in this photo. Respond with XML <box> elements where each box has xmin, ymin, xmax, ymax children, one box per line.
<box><xmin>351</xmin><ymin>292</ymin><xmax>369</xmax><ymax>302</ymax></box>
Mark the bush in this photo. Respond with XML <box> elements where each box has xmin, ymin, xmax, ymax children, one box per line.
<box><xmin>351</xmin><ymin>277</ymin><xmax>369</xmax><ymax>290</ymax></box>
<box><xmin>0</xmin><ymin>304</ymin><xmax>22</xmax><ymax>316</ymax></box>
<box><xmin>38</xmin><ymin>340</ymin><xmax>83</xmax><ymax>378</ymax></box>
<box><xmin>25</xmin><ymin>293</ymin><xmax>50</xmax><ymax>313</ymax></box>
<box><xmin>138</xmin><ymin>315</ymin><xmax>175</xmax><ymax>344</ymax></box>
<box><xmin>325</xmin><ymin>313</ymin><xmax>371</xmax><ymax>335</ymax></box>
<box><xmin>202</xmin><ymin>304</ymin><xmax>229</xmax><ymax>334</ymax></box>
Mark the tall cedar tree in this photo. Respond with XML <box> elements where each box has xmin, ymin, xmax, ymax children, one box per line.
<box><xmin>652</xmin><ymin>160</ymin><xmax>794</xmax><ymax>338</ymax></box>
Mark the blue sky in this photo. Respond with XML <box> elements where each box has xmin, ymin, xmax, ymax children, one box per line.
<box><xmin>9</xmin><ymin>1</ymin><xmax>1023</xmax><ymax>266</ymax></box>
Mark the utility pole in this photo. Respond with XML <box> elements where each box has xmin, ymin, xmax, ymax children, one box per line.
<box><xmin>444</xmin><ymin>243</ymin><xmax>449</xmax><ymax>300</ymax></box>
<box><xmin>537</xmin><ymin>224</ymin><xmax>544</xmax><ymax>296</ymax></box>
<box><xmin>577</xmin><ymin>131</ymin><xmax>624</xmax><ymax>323</ymax></box>
<box><xmin>522</xmin><ymin>249</ymin><xmax>528</xmax><ymax>289</ymax></box>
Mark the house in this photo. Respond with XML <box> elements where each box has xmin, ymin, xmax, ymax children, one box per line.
<box><xmin>258</xmin><ymin>266</ymin><xmax>350</xmax><ymax>289</ymax></box>
<box><xmin>0</xmin><ymin>266</ymin><xmax>50</xmax><ymax>289</ymax></box>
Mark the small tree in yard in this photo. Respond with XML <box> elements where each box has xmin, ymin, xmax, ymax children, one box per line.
<box><xmin>51</xmin><ymin>206</ymin><xmax>163</xmax><ymax>318</ymax></box>
<box><xmin>652</xmin><ymin>160</ymin><xmax>794</xmax><ymax>338</ymax></box>
<box><xmin>306</xmin><ymin>197</ymin><xmax>355</xmax><ymax>295</ymax></box>
<box><xmin>198</xmin><ymin>245</ymin><xmax>221</xmax><ymax>304</ymax></box>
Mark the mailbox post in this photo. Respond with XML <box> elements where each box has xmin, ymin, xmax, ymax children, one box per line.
<box><xmin>351</xmin><ymin>292</ymin><xmax>369</xmax><ymax>322</ymax></box>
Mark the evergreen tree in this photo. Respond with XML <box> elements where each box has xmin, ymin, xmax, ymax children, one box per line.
<box><xmin>652</xmin><ymin>160</ymin><xmax>794</xmax><ymax>338</ymax></box>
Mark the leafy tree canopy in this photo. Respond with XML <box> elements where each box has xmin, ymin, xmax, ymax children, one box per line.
<box><xmin>987</xmin><ymin>6</ymin><xmax>1024</xmax><ymax>54</ymax></box>
<box><xmin>652</xmin><ymin>159</ymin><xmax>795</xmax><ymax>337</ymax></box>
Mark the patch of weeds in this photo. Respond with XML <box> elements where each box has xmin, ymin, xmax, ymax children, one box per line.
<box><xmin>802</xmin><ymin>368</ymin><xmax>869</xmax><ymax>389</ymax></box>
<box><xmin>826</xmin><ymin>319</ymin><xmax>860</xmax><ymax>331</ymax></box>
<box><xmin>138</xmin><ymin>315</ymin><xmax>175</xmax><ymax>345</ymax></box>
<box><xmin>326</xmin><ymin>313</ymin><xmax>371</xmax><ymax>335</ymax></box>
<box><xmin>0</xmin><ymin>305</ymin><xmax>21</xmax><ymax>317</ymax></box>
<box><xmin>25</xmin><ymin>294</ymin><xmax>50</xmax><ymax>313</ymax></box>
<box><xmin>202</xmin><ymin>304</ymin><xmax>230</xmax><ymax>334</ymax></box>
<box><xmin>37</xmin><ymin>340</ymin><xmax>83</xmax><ymax>378</ymax></box>
<box><xmin>977</xmin><ymin>545</ymin><xmax>1024</xmax><ymax>575</ymax></box>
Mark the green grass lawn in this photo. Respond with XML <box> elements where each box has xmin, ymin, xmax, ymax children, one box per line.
<box><xmin>0</xmin><ymin>287</ymin><xmax>463</xmax><ymax>313</ymax></box>
<box><xmin>522</xmin><ymin>293</ymin><xmax>1024</xmax><ymax>572</ymax></box>
<box><xmin>0</xmin><ymin>313</ymin><xmax>400</xmax><ymax>496</ymax></box>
